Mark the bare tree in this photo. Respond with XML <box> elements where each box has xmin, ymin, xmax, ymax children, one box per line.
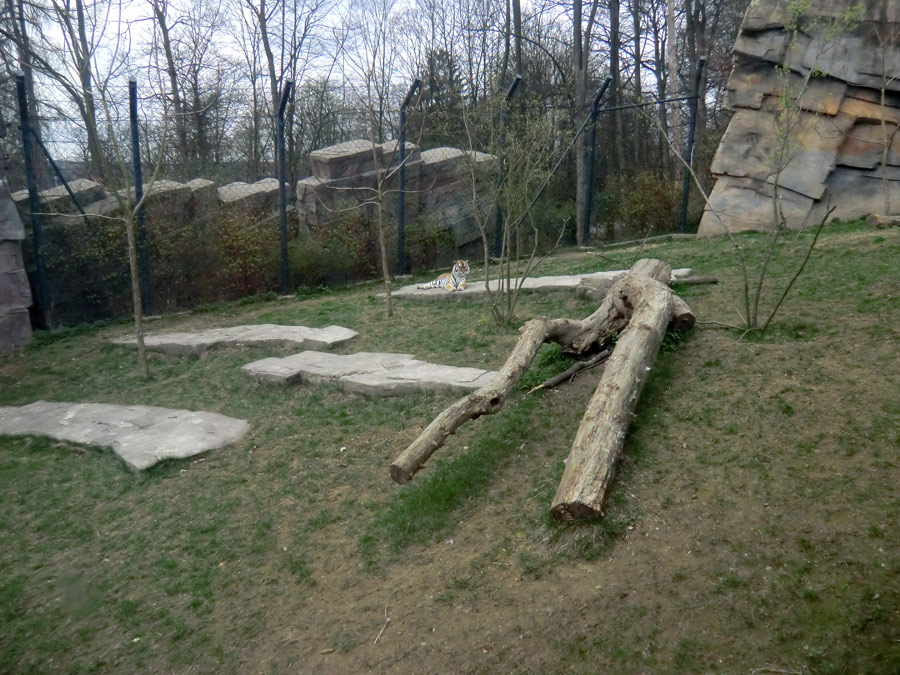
<box><xmin>573</xmin><ymin>0</ymin><xmax>601</xmax><ymax>246</ymax></box>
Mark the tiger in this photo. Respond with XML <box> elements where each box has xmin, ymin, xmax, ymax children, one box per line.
<box><xmin>417</xmin><ymin>260</ymin><xmax>470</xmax><ymax>291</ymax></box>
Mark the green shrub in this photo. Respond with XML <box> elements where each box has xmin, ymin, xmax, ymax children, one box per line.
<box><xmin>600</xmin><ymin>172</ymin><xmax>679</xmax><ymax>240</ymax></box>
<box><xmin>288</xmin><ymin>237</ymin><xmax>353</xmax><ymax>288</ymax></box>
<box><xmin>212</xmin><ymin>213</ymin><xmax>279</xmax><ymax>297</ymax></box>
<box><xmin>290</xmin><ymin>212</ymin><xmax>381</xmax><ymax>288</ymax></box>
<box><xmin>405</xmin><ymin>214</ymin><xmax>456</xmax><ymax>271</ymax></box>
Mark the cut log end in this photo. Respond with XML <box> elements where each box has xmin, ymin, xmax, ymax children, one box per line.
<box><xmin>389</xmin><ymin>464</ymin><xmax>412</xmax><ymax>485</ymax></box>
<box><xmin>549</xmin><ymin>501</ymin><xmax>604</xmax><ymax>522</ymax></box>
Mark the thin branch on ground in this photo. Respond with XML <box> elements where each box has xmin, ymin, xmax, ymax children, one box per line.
<box><xmin>373</xmin><ymin>606</ymin><xmax>390</xmax><ymax>645</ymax></box>
<box><xmin>526</xmin><ymin>349</ymin><xmax>610</xmax><ymax>395</ymax></box>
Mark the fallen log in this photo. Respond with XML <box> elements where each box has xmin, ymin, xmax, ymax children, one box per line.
<box><xmin>390</xmin><ymin>259</ymin><xmax>693</xmax><ymax>490</ymax></box>
<box><xmin>675</xmin><ymin>275</ymin><xmax>718</xmax><ymax>285</ymax></box>
<box><xmin>389</xmin><ymin>317</ymin><xmax>581</xmax><ymax>484</ymax></box>
<box><xmin>550</xmin><ymin>273</ymin><xmax>682</xmax><ymax>520</ymax></box>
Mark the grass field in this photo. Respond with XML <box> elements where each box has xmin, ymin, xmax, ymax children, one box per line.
<box><xmin>1</xmin><ymin>222</ymin><xmax>897</xmax><ymax>674</ymax></box>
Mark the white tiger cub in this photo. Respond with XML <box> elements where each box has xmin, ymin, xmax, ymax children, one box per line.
<box><xmin>417</xmin><ymin>260</ymin><xmax>470</xmax><ymax>291</ymax></box>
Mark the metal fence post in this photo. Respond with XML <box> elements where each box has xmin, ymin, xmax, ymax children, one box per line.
<box><xmin>129</xmin><ymin>77</ymin><xmax>151</xmax><ymax>315</ymax></box>
<box><xmin>396</xmin><ymin>77</ymin><xmax>421</xmax><ymax>276</ymax></box>
<box><xmin>277</xmin><ymin>79</ymin><xmax>294</xmax><ymax>295</ymax></box>
<box><xmin>679</xmin><ymin>56</ymin><xmax>706</xmax><ymax>233</ymax></box>
<box><xmin>15</xmin><ymin>71</ymin><xmax>50</xmax><ymax>327</ymax></box>
<box><xmin>492</xmin><ymin>74</ymin><xmax>522</xmax><ymax>259</ymax></box>
<box><xmin>582</xmin><ymin>76</ymin><xmax>613</xmax><ymax>246</ymax></box>
<box><xmin>29</xmin><ymin>130</ymin><xmax>93</xmax><ymax>227</ymax></box>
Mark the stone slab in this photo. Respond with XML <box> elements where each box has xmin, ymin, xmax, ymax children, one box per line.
<box><xmin>0</xmin><ymin>401</ymin><xmax>249</xmax><ymax>471</ymax></box>
<box><xmin>384</xmin><ymin>268</ymin><xmax>693</xmax><ymax>301</ymax></box>
<box><xmin>309</xmin><ymin>140</ymin><xmax>382</xmax><ymax>180</ymax></box>
<box><xmin>218</xmin><ymin>179</ymin><xmax>279</xmax><ymax>206</ymax></box>
<box><xmin>242</xmin><ymin>351</ymin><xmax>497</xmax><ymax>396</ymax></box>
<box><xmin>112</xmin><ymin>324</ymin><xmax>358</xmax><ymax>356</ymax></box>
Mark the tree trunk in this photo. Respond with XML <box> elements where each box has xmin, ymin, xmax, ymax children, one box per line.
<box><xmin>574</xmin><ymin>0</ymin><xmax>601</xmax><ymax>246</ymax></box>
<box><xmin>73</xmin><ymin>0</ymin><xmax>103</xmax><ymax>181</ymax></box>
<box><xmin>12</xmin><ymin>0</ymin><xmax>43</xmax><ymax>182</ymax></box>
<box><xmin>550</xmin><ymin>271</ymin><xmax>683</xmax><ymax>520</ymax></box>
<box><xmin>512</xmin><ymin>0</ymin><xmax>523</xmax><ymax>76</ymax></box>
<box><xmin>151</xmin><ymin>0</ymin><xmax>188</xmax><ymax>165</ymax></box>
<box><xmin>631</xmin><ymin>0</ymin><xmax>644</xmax><ymax>169</ymax></box>
<box><xmin>573</xmin><ymin>0</ymin><xmax>586</xmax><ymax>245</ymax></box>
<box><xmin>609</xmin><ymin>0</ymin><xmax>623</xmax><ymax>174</ymax></box>
<box><xmin>666</xmin><ymin>0</ymin><xmax>682</xmax><ymax>156</ymax></box>
<box><xmin>389</xmin><ymin>258</ymin><xmax>694</xmax><ymax>485</ymax></box>
<box><xmin>123</xmin><ymin>211</ymin><xmax>149</xmax><ymax>379</ymax></box>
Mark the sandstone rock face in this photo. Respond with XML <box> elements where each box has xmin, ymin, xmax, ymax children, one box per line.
<box><xmin>0</xmin><ymin>170</ymin><xmax>32</xmax><ymax>357</ymax></box>
<box><xmin>699</xmin><ymin>0</ymin><xmax>900</xmax><ymax>235</ymax></box>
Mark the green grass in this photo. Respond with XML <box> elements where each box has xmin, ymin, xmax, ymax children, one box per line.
<box><xmin>1</xmin><ymin>221</ymin><xmax>898</xmax><ymax>673</ymax></box>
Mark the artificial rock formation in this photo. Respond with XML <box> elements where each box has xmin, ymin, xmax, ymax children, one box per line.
<box><xmin>699</xmin><ymin>0</ymin><xmax>900</xmax><ymax>235</ymax></box>
<box><xmin>0</xmin><ymin>166</ymin><xmax>32</xmax><ymax>357</ymax></box>
<box><xmin>296</xmin><ymin>140</ymin><xmax>497</xmax><ymax>250</ymax></box>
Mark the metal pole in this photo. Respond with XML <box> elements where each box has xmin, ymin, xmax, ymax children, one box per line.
<box><xmin>15</xmin><ymin>71</ymin><xmax>50</xmax><ymax>327</ymax></box>
<box><xmin>679</xmin><ymin>56</ymin><xmax>706</xmax><ymax>233</ymax></box>
<box><xmin>277</xmin><ymin>79</ymin><xmax>294</xmax><ymax>294</ymax></box>
<box><xmin>582</xmin><ymin>76</ymin><xmax>613</xmax><ymax>246</ymax></box>
<box><xmin>396</xmin><ymin>77</ymin><xmax>421</xmax><ymax>275</ymax></box>
<box><xmin>492</xmin><ymin>74</ymin><xmax>522</xmax><ymax>259</ymax></box>
<box><xmin>29</xmin><ymin>129</ymin><xmax>93</xmax><ymax>227</ymax></box>
<box><xmin>129</xmin><ymin>77</ymin><xmax>151</xmax><ymax>315</ymax></box>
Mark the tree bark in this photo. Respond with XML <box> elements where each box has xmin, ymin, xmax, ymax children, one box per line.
<box><xmin>389</xmin><ymin>259</ymin><xmax>693</xmax><ymax>485</ymax></box>
<box><xmin>512</xmin><ymin>0</ymin><xmax>523</xmax><ymax>77</ymax></box>
<box><xmin>550</xmin><ymin>271</ymin><xmax>686</xmax><ymax>520</ymax></box>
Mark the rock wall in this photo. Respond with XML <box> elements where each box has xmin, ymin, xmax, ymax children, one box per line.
<box><xmin>296</xmin><ymin>139</ymin><xmax>497</xmax><ymax>249</ymax></box>
<box><xmin>0</xmin><ymin>167</ymin><xmax>33</xmax><ymax>357</ymax></box>
<box><xmin>7</xmin><ymin>141</ymin><xmax>493</xmax><ymax>325</ymax></box>
<box><xmin>11</xmin><ymin>140</ymin><xmax>495</xmax><ymax>251</ymax></box>
<box><xmin>699</xmin><ymin>0</ymin><xmax>900</xmax><ymax>235</ymax></box>
<box><xmin>11</xmin><ymin>176</ymin><xmax>279</xmax><ymax>226</ymax></box>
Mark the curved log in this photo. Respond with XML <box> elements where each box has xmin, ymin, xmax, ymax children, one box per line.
<box><xmin>389</xmin><ymin>317</ymin><xmax>579</xmax><ymax>484</ymax></box>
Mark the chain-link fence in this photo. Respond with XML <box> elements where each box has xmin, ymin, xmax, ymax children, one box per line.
<box><xmin>1</xmin><ymin>65</ymin><xmax>707</xmax><ymax>328</ymax></box>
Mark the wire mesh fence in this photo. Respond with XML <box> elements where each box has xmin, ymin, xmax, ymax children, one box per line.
<box><xmin>1</xmin><ymin>66</ymin><xmax>708</xmax><ymax>327</ymax></box>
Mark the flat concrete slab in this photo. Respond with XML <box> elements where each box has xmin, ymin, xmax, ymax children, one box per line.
<box><xmin>385</xmin><ymin>268</ymin><xmax>694</xmax><ymax>300</ymax></box>
<box><xmin>112</xmin><ymin>324</ymin><xmax>358</xmax><ymax>356</ymax></box>
<box><xmin>0</xmin><ymin>401</ymin><xmax>249</xmax><ymax>471</ymax></box>
<box><xmin>242</xmin><ymin>351</ymin><xmax>496</xmax><ymax>396</ymax></box>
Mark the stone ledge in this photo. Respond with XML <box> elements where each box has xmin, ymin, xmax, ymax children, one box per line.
<box><xmin>383</xmin><ymin>268</ymin><xmax>694</xmax><ymax>301</ymax></box>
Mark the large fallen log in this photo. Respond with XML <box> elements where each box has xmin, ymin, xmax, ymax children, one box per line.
<box><xmin>550</xmin><ymin>274</ymin><xmax>680</xmax><ymax>520</ymax></box>
<box><xmin>390</xmin><ymin>259</ymin><xmax>694</xmax><ymax>492</ymax></box>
